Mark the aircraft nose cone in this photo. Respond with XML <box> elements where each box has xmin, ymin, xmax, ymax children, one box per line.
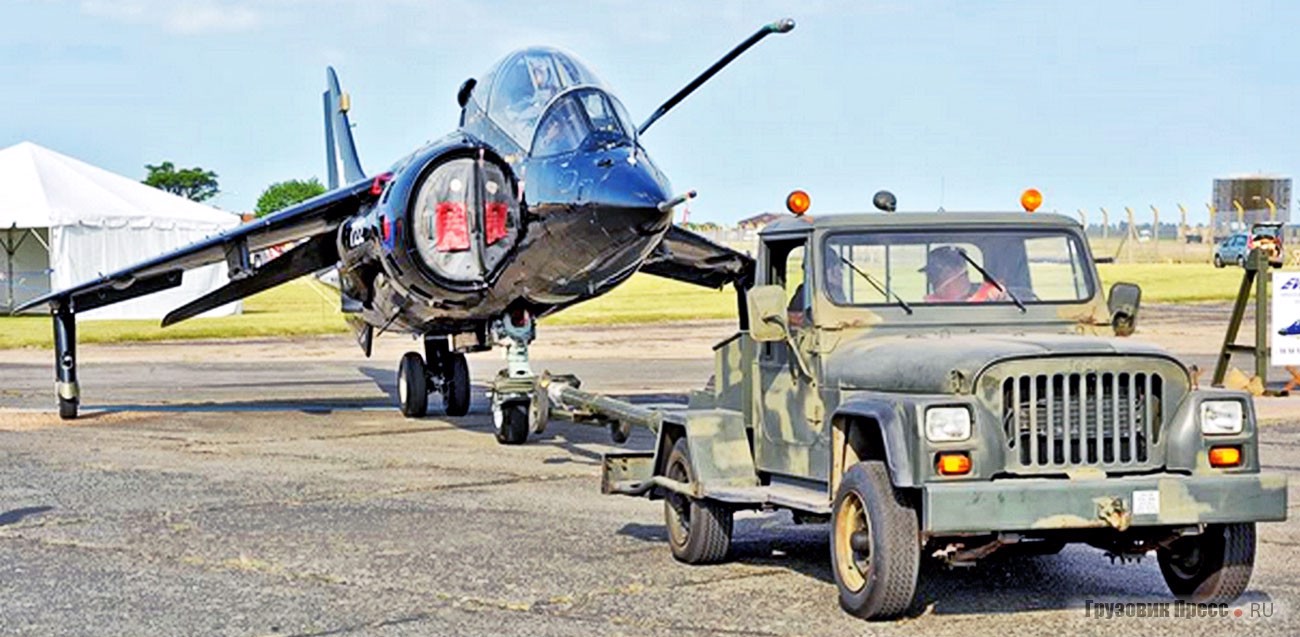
<box><xmin>594</xmin><ymin>155</ymin><xmax>672</xmax><ymax>215</ymax></box>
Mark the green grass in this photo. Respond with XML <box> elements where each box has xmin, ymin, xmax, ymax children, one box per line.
<box><xmin>0</xmin><ymin>263</ymin><xmax>1250</xmax><ymax>348</ymax></box>
<box><xmin>1096</xmin><ymin>263</ymin><xmax>1245</xmax><ymax>303</ymax></box>
<box><xmin>539</xmin><ymin>275</ymin><xmax>737</xmax><ymax>325</ymax></box>
<box><xmin>0</xmin><ymin>277</ymin><xmax>348</xmax><ymax>349</ymax></box>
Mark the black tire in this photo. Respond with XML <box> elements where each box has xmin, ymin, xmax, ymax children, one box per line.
<box><xmin>529</xmin><ymin>392</ymin><xmax>549</xmax><ymax>434</ymax></box>
<box><xmin>397</xmin><ymin>352</ymin><xmax>428</xmax><ymax>418</ymax></box>
<box><xmin>663</xmin><ymin>437</ymin><xmax>732</xmax><ymax>564</ymax></box>
<box><xmin>1236</xmin><ymin>255</ymin><xmax>1246</xmax><ymax>268</ymax></box>
<box><xmin>493</xmin><ymin>399</ymin><xmax>529</xmax><ymax>445</ymax></box>
<box><xmin>1213</xmin><ymin>254</ymin><xmax>1225</xmax><ymax>268</ymax></box>
<box><xmin>1157</xmin><ymin>523</ymin><xmax>1256</xmax><ymax>603</ymax></box>
<box><xmin>58</xmin><ymin>397</ymin><xmax>78</xmax><ymax>420</ymax></box>
<box><xmin>830</xmin><ymin>461</ymin><xmax>920</xmax><ymax>620</ymax></box>
<box><xmin>441</xmin><ymin>352</ymin><xmax>471</xmax><ymax>417</ymax></box>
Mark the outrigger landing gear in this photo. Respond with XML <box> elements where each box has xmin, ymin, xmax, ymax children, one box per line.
<box><xmin>397</xmin><ymin>335</ymin><xmax>471</xmax><ymax>418</ymax></box>
<box><xmin>489</xmin><ymin>310</ymin><xmax>548</xmax><ymax>445</ymax></box>
<box><xmin>53</xmin><ymin>303</ymin><xmax>79</xmax><ymax>420</ymax></box>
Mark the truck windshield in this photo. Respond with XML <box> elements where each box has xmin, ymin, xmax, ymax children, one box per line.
<box><xmin>822</xmin><ymin>229</ymin><xmax>1094</xmax><ymax>306</ymax></box>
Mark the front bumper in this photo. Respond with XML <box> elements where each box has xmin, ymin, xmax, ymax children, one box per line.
<box><xmin>923</xmin><ymin>472</ymin><xmax>1287</xmax><ymax>534</ymax></box>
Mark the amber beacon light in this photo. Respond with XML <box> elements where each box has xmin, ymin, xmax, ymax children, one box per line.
<box><xmin>1020</xmin><ymin>188</ymin><xmax>1043</xmax><ymax>213</ymax></box>
<box><xmin>786</xmin><ymin>190</ymin><xmax>811</xmax><ymax>216</ymax></box>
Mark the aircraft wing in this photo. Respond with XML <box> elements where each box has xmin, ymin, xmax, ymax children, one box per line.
<box><xmin>639</xmin><ymin>225</ymin><xmax>754</xmax><ymax>289</ymax></box>
<box><xmin>14</xmin><ymin>177</ymin><xmax>384</xmax><ymax>319</ymax></box>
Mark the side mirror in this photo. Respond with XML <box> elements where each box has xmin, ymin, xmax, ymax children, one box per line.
<box><xmin>1108</xmin><ymin>282</ymin><xmax>1141</xmax><ymax>337</ymax></box>
<box><xmin>746</xmin><ymin>285</ymin><xmax>790</xmax><ymax>342</ymax></box>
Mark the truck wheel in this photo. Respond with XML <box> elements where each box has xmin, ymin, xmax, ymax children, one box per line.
<box><xmin>1157</xmin><ymin>523</ymin><xmax>1255</xmax><ymax>603</ymax></box>
<box><xmin>663</xmin><ymin>437</ymin><xmax>732</xmax><ymax>564</ymax></box>
<box><xmin>398</xmin><ymin>352</ymin><xmax>428</xmax><ymax>418</ymax></box>
<box><xmin>831</xmin><ymin>461</ymin><xmax>919</xmax><ymax>620</ymax></box>
<box><xmin>493</xmin><ymin>399</ymin><xmax>529</xmax><ymax>445</ymax></box>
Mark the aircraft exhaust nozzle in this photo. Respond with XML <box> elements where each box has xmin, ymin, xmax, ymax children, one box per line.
<box><xmin>770</xmin><ymin>18</ymin><xmax>796</xmax><ymax>33</ymax></box>
<box><xmin>658</xmin><ymin>190</ymin><xmax>697</xmax><ymax>213</ymax></box>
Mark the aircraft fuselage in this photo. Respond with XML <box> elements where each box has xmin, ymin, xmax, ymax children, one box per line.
<box><xmin>336</xmin><ymin>127</ymin><xmax>672</xmax><ymax>337</ymax></box>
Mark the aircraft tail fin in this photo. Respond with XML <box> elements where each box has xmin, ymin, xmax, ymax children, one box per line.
<box><xmin>324</xmin><ymin>66</ymin><xmax>366</xmax><ymax>189</ymax></box>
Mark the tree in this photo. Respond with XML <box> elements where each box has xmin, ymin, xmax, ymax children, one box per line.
<box><xmin>255</xmin><ymin>178</ymin><xmax>327</xmax><ymax>218</ymax></box>
<box><xmin>142</xmin><ymin>161</ymin><xmax>220</xmax><ymax>202</ymax></box>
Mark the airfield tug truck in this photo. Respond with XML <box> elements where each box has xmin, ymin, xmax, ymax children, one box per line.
<box><xmin>550</xmin><ymin>191</ymin><xmax>1288</xmax><ymax>620</ymax></box>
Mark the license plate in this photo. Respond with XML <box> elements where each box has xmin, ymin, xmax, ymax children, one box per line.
<box><xmin>1132</xmin><ymin>489</ymin><xmax>1160</xmax><ymax>516</ymax></box>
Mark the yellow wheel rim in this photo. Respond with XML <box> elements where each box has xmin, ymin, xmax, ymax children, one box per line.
<box><xmin>834</xmin><ymin>491</ymin><xmax>870</xmax><ymax>593</ymax></box>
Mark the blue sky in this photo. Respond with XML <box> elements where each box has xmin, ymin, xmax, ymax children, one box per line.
<box><xmin>3</xmin><ymin>0</ymin><xmax>1295</xmax><ymax>224</ymax></box>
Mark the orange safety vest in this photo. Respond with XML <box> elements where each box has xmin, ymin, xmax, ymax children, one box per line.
<box><xmin>967</xmin><ymin>281</ymin><xmax>1002</xmax><ymax>302</ymax></box>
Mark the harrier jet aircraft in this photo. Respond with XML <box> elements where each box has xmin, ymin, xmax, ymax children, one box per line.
<box><xmin>17</xmin><ymin>19</ymin><xmax>794</xmax><ymax>444</ymax></box>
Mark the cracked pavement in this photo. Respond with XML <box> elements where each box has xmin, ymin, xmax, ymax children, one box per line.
<box><xmin>1</xmin><ymin>320</ymin><xmax>1298</xmax><ymax>635</ymax></box>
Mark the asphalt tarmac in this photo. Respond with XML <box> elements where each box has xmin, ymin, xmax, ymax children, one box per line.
<box><xmin>1</xmin><ymin>324</ymin><xmax>1298</xmax><ymax>636</ymax></box>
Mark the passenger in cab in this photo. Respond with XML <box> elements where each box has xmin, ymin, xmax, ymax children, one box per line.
<box><xmin>787</xmin><ymin>257</ymin><xmax>847</xmax><ymax>328</ymax></box>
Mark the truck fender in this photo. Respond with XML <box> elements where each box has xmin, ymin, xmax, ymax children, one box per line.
<box><xmin>832</xmin><ymin>398</ymin><xmax>916</xmax><ymax>488</ymax></box>
<box><xmin>653</xmin><ymin>410</ymin><xmax>760</xmax><ymax>490</ymax></box>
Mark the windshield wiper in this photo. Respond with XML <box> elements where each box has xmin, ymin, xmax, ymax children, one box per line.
<box><xmin>953</xmin><ymin>249</ymin><xmax>1026</xmax><ymax>313</ymax></box>
<box><xmin>836</xmin><ymin>254</ymin><xmax>913</xmax><ymax>315</ymax></box>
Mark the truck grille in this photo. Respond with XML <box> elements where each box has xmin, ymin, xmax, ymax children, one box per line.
<box><xmin>1001</xmin><ymin>372</ymin><xmax>1164</xmax><ymax>467</ymax></box>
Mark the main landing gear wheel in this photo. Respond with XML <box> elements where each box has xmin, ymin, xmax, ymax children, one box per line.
<box><xmin>493</xmin><ymin>399</ymin><xmax>529</xmax><ymax>445</ymax></box>
<box><xmin>830</xmin><ymin>461</ymin><xmax>919</xmax><ymax>620</ymax></box>
<box><xmin>398</xmin><ymin>352</ymin><xmax>428</xmax><ymax>418</ymax></box>
<box><xmin>1157</xmin><ymin>523</ymin><xmax>1256</xmax><ymax>603</ymax></box>
<box><xmin>442</xmin><ymin>352</ymin><xmax>471</xmax><ymax>417</ymax></box>
<box><xmin>663</xmin><ymin>437</ymin><xmax>732</xmax><ymax>564</ymax></box>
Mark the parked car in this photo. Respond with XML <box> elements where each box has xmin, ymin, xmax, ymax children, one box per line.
<box><xmin>1214</xmin><ymin>233</ymin><xmax>1249</xmax><ymax>268</ymax></box>
<box><xmin>1215</xmin><ymin>225</ymin><xmax>1284</xmax><ymax>268</ymax></box>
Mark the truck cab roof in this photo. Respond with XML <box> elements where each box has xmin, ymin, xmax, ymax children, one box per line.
<box><xmin>759</xmin><ymin>212</ymin><xmax>1082</xmax><ymax>239</ymax></box>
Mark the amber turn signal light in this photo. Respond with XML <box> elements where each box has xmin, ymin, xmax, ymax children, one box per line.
<box><xmin>786</xmin><ymin>189</ymin><xmax>811</xmax><ymax>216</ymax></box>
<box><xmin>1020</xmin><ymin>188</ymin><xmax>1043</xmax><ymax>213</ymax></box>
<box><xmin>1209</xmin><ymin>446</ymin><xmax>1242</xmax><ymax>468</ymax></box>
<box><xmin>936</xmin><ymin>452</ymin><xmax>972</xmax><ymax>476</ymax></box>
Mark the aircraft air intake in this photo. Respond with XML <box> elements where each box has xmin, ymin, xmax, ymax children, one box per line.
<box><xmin>409</xmin><ymin>153</ymin><xmax>520</xmax><ymax>285</ymax></box>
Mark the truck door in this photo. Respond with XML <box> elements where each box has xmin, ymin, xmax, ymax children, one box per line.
<box><xmin>755</xmin><ymin>238</ymin><xmax>829</xmax><ymax>481</ymax></box>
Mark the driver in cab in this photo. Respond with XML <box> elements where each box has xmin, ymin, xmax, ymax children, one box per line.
<box><xmin>921</xmin><ymin>246</ymin><xmax>1007</xmax><ymax>303</ymax></box>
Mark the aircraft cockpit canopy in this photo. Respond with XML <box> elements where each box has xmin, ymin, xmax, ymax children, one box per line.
<box><xmin>531</xmin><ymin>87</ymin><xmax>635</xmax><ymax>157</ymax></box>
<box><xmin>468</xmin><ymin>47</ymin><xmax>632</xmax><ymax>153</ymax></box>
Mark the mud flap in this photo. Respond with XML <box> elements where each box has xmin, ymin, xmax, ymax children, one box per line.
<box><xmin>602</xmin><ymin>451</ymin><xmax>654</xmax><ymax>495</ymax></box>
<box><xmin>682</xmin><ymin>409</ymin><xmax>760</xmax><ymax>489</ymax></box>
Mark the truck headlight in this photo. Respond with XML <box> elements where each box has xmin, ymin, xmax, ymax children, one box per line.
<box><xmin>926</xmin><ymin>407</ymin><xmax>971</xmax><ymax>442</ymax></box>
<box><xmin>1200</xmin><ymin>400</ymin><xmax>1244</xmax><ymax>435</ymax></box>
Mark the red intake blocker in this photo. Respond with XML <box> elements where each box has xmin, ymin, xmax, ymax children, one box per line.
<box><xmin>485</xmin><ymin>202</ymin><xmax>509</xmax><ymax>245</ymax></box>
<box><xmin>435</xmin><ymin>201</ymin><xmax>470</xmax><ymax>252</ymax></box>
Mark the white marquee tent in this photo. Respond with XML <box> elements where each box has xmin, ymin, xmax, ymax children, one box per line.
<box><xmin>0</xmin><ymin>141</ymin><xmax>242</xmax><ymax>319</ymax></box>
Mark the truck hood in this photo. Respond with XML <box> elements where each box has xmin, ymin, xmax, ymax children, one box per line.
<box><xmin>824</xmin><ymin>333</ymin><xmax>1179</xmax><ymax>394</ymax></box>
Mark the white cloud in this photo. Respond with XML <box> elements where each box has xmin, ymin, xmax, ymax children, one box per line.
<box><xmin>80</xmin><ymin>0</ymin><xmax>264</xmax><ymax>34</ymax></box>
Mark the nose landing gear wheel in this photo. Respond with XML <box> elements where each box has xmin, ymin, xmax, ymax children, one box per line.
<box><xmin>398</xmin><ymin>352</ymin><xmax>428</xmax><ymax>418</ymax></box>
<box><xmin>442</xmin><ymin>352</ymin><xmax>471</xmax><ymax>417</ymax></box>
<box><xmin>493</xmin><ymin>399</ymin><xmax>530</xmax><ymax>445</ymax></box>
